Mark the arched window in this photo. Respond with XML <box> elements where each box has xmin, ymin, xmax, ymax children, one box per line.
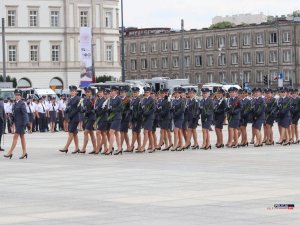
<box><xmin>49</xmin><ymin>77</ymin><xmax>63</xmax><ymax>89</ymax></box>
<box><xmin>17</xmin><ymin>78</ymin><xmax>32</xmax><ymax>88</ymax></box>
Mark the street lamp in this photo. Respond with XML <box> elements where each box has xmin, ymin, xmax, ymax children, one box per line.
<box><xmin>218</xmin><ymin>45</ymin><xmax>225</xmax><ymax>84</ymax></box>
<box><xmin>121</xmin><ymin>0</ymin><xmax>125</xmax><ymax>82</ymax></box>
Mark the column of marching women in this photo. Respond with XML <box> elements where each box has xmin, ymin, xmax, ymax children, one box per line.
<box><xmin>1</xmin><ymin>85</ymin><xmax>300</xmax><ymax>159</ymax></box>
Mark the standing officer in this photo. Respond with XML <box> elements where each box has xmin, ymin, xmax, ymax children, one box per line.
<box><xmin>59</xmin><ymin>86</ymin><xmax>81</xmax><ymax>154</ymax></box>
<box><xmin>200</xmin><ymin>88</ymin><xmax>214</xmax><ymax>150</ymax></box>
<box><xmin>25</xmin><ymin>96</ymin><xmax>35</xmax><ymax>133</ymax></box>
<box><xmin>171</xmin><ymin>87</ymin><xmax>185</xmax><ymax>151</ymax></box>
<box><xmin>291</xmin><ymin>89</ymin><xmax>300</xmax><ymax>144</ymax></box>
<box><xmin>120</xmin><ymin>87</ymin><xmax>131</xmax><ymax>151</ymax></box>
<box><xmin>213</xmin><ymin>89</ymin><xmax>227</xmax><ymax>148</ymax></box>
<box><xmin>106</xmin><ymin>86</ymin><xmax>123</xmax><ymax>155</ymax></box>
<box><xmin>138</xmin><ymin>87</ymin><xmax>155</xmax><ymax>153</ymax></box>
<box><xmin>183</xmin><ymin>88</ymin><xmax>200</xmax><ymax>150</ymax></box>
<box><xmin>48</xmin><ymin>97</ymin><xmax>58</xmax><ymax>133</ymax></box>
<box><xmin>0</xmin><ymin>98</ymin><xmax>5</xmax><ymax>151</ymax></box>
<box><xmin>36</xmin><ymin>97</ymin><xmax>47</xmax><ymax>132</ymax></box>
<box><xmin>264</xmin><ymin>89</ymin><xmax>277</xmax><ymax>145</ymax></box>
<box><xmin>226</xmin><ymin>87</ymin><xmax>241</xmax><ymax>148</ymax></box>
<box><xmin>126</xmin><ymin>87</ymin><xmax>142</xmax><ymax>152</ymax></box>
<box><xmin>4</xmin><ymin>89</ymin><xmax>29</xmax><ymax>159</ymax></box>
<box><xmin>79</xmin><ymin>87</ymin><xmax>97</xmax><ymax>154</ymax></box>
<box><xmin>239</xmin><ymin>89</ymin><xmax>251</xmax><ymax>147</ymax></box>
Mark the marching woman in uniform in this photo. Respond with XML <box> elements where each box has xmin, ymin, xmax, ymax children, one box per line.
<box><xmin>171</xmin><ymin>87</ymin><xmax>185</xmax><ymax>151</ymax></box>
<box><xmin>264</xmin><ymin>89</ymin><xmax>276</xmax><ymax>145</ymax></box>
<box><xmin>138</xmin><ymin>87</ymin><xmax>155</xmax><ymax>153</ymax></box>
<box><xmin>181</xmin><ymin>89</ymin><xmax>189</xmax><ymax>143</ymax></box>
<box><xmin>183</xmin><ymin>88</ymin><xmax>200</xmax><ymax>150</ymax></box>
<box><xmin>239</xmin><ymin>90</ymin><xmax>251</xmax><ymax>146</ymax></box>
<box><xmin>213</xmin><ymin>89</ymin><xmax>227</xmax><ymax>148</ymax></box>
<box><xmin>276</xmin><ymin>87</ymin><xmax>291</xmax><ymax>146</ymax></box>
<box><xmin>48</xmin><ymin>97</ymin><xmax>58</xmax><ymax>133</ymax></box>
<box><xmin>200</xmin><ymin>88</ymin><xmax>214</xmax><ymax>150</ymax></box>
<box><xmin>226</xmin><ymin>87</ymin><xmax>241</xmax><ymax>148</ymax></box>
<box><xmin>79</xmin><ymin>87</ymin><xmax>97</xmax><ymax>154</ymax></box>
<box><xmin>105</xmin><ymin>86</ymin><xmax>123</xmax><ymax>155</ymax></box>
<box><xmin>125</xmin><ymin>87</ymin><xmax>142</xmax><ymax>152</ymax></box>
<box><xmin>119</xmin><ymin>87</ymin><xmax>131</xmax><ymax>151</ymax></box>
<box><xmin>94</xmin><ymin>88</ymin><xmax>109</xmax><ymax>154</ymax></box>
<box><xmin>4</xmin><ymin>89</ymin><xmax>29</xmax><ymax>159</ymax></box>
<box><xmin>59</xmin><ymin>86</ymin><xmax>81</xmax><ymax>154</ymax></box>
<box><xmin>290</xmin><ymin>89</ymin><xmax>300</xmax><ymax>144</ymax></box>
<box><xmin>251</xmin><ymin>88</ymin><xmax>266</xmax><ymax>147</ymax></box>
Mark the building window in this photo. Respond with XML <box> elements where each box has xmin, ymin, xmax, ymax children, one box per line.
<box><xmin>231</xmin><ymin>53</ymin><xmax>238</xmax><ymax>65</ymax></box>
<box><xmin>269</xmin><ymin>32</ymin><xmax>277</xmax><ymax>44</ymax></box>
<box><xmin>195</xmin><ymin>55</ymin><xmax>202</xmax><ymax>67</ymax></box>
<box><xmin>106</xmin><ymin>45</ymin><xmax>113</xmax><ymax>62</ymax></box>
<box><xmin>29</xmin><ymin>10</ymin><xmax>38</xmax><ymax>27</ymax></box>
<box><xmin>161</xmin><ymin>41</ymin><xmax>168</xmax><ymax>52</ymax></box>
<box><xmin>51</xmin><ymin>45</ymin><xmax>60</xmax><ymax>62</ymax></box>
<box><xmin>219</xmin><ymin>72</ymin><xmax>226</xmax><ymax>83</ymax></box>
<box><xmin>283</xmin><ymin>70</ymin><xmax>291</xmax><ymax>82</ymax></box>
<box><xmin>206</xmin><ymin>37</ymin><xmax>214</xmax><ymax>48</ymax></box>
<box><xmin>184</xmin><ymin>39</ymin><xmax>190</xmax><ymax>50</ymax></box>
<box><xmin>131</xmin><ymin>59</ymin><xmax>137</xmax><ymax>71</ymax></box>
<box><xmin>270</xmin><ymin>70</ymin><xmax>277</xmax><ymax>80</ymax></box>
<box><xmin>283</xmin><ymin>50</ymin><xmax>291</xmax><ymax>63</ymax></box>
<box><xmin>80</xmin><ymin>11</ymin><xmax>88</xmax><ymax>27</ymax></box>
<box><xmin>7</xmin><ymin>10</ymin><xmax>16</xmax><ymax>27</ymax></box>
<box><xmin>162</xmin><ymin>57</ymin><xmax>168</xmax><ymax>69</ymax></box>
<box><xmin>194</xmin><ymin>38</ymin><xmax>202</xmax><ymax>49</ymax></box>
<box><xmin>140</xmin><ymin>42</ymin><xmax>146</xmax><ymax>53</ymax></box>
<box><xmin>218</xmin><ymin>53</ymin><xmax>226</xmax><ymax>66</ymax></box>
<box><xmin>8</xmin><ymin>45</ymin><xmax>17</xmax><ymax>62</ymax></box>
<box><xmin>151</xmin><ymin>58</ymin><xmax>158</xmax><ymax>69</ymax></box>
<box><xmin>207</xmin><ymin>72</ymin><xmax>213</xmax><ymax>83</ymax></box>
<box><xmin>256</xmin><ymin>71</ymin><xmax>263</xmax><ymax>83</ymax></box>
<box><xmin>195</xmin><ymin>73</ymin><xmax>201</xmax><ymax>83</ymax></box>
<box><xmin>230</xmin><ymin>35</ymin><xmax>238</xmax><ymax>47</ymax></box>
<box><xmin>243</xmin><ymin>71</ymin><xmax>250</xmax><ymax>82</ymax></box>
<box><xmin>130</xmin><ymin>43</ymin><xmax>136</xmax><ymax>53</ymax></box>
<box><xmin>184</xmin><ymin>56</ymin><xmax>190</xmax><ymax>68</ymax></box>
<box><xmin>283</xmin><ymin>32</ymin><xmax>291</xmax><ymax>43</ymax></box>
<box><xmin>105</xmin><ymin>12</ymin><xmax>112</xmax><ymax>28</ymax></box>
<box><xmin>30</xmin><ymin>45</ymin><xmax>38</xmax><ymax>62</ymax></box>
<box><xmin>269</xmin><ymin>51</ymin><xmax>278</xmax><ymax>63</ymax></box>
<box><xmin>50</xmin><ymin>11</ymin><xmax>59</xmax><ymax>27</ymax></box>
<box><xmin>243</xmin><ymin>34</ymin><xmax>250</xmax><ymax>46</ymax></box>
<box><xmin>151</xmin><ymin>42</ymin><xmax>157</xmax><ymax>52</ymax></box>
<box><xmin>243</xmin><ymin>52</ymin><xmax>251</xmax><ymax>65</ymax></box>
<box><xmin>172</xmin><ymin>57</ymin><xmax>179</xmax><ymax>68</ymax></box>
<box><xmin>256</xmin><ymin>33</ymin><xmax>264</xmax><ymax>45</ymax></box>
<box><xmin>218</xmin><ymin>36</ymin><xmax>225</xmax><ymax>48</ymax></box>
<box><xmin>256</xmin><ymin>52</ymin><xmax>264</xmax><ymax>64</ymax></box>
<box><xmin>207</xmin><ymin>55</ymin><xmax>214</xmax><ymax>66</ymax></box>
<box><xmin>231</xmin><ymin>71</ymin><xmax>238</xmax><ymax>83</ymax></box>
<box><xmin>141</xmin><ymin>59</ymin><xmax>147</xmax><ymax>70</ymax></box>
<box><xmin>172</xmin><ymin>40</ymin><xmax>179</xmax><ymax>51</ymax></box>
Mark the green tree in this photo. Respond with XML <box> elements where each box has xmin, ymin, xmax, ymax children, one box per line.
<box><xmin>210</xmin><ymin>21</ymin><xmax>235</xmax><ymax>29</ymax></box>
<box><xmin>96</xmin><ymin>75</ymin><xmax>112</xmax><ymax>83</ymax></box>
<box><xmin>0</xmin><ymin>75</ymin><xmax>17</xmax><ymax>87</ymax></box>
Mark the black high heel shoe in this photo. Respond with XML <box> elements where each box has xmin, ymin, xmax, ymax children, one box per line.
<box><xmin>79</xmin><ymin>151</ymin><xmax>86</xmax><ymax>154</ymax></box>
<box><xmin>204</xmin><ymin>145</ymin><xmax>211</xmax><ymax>150</ymax></box>
<box><xmin>105</xmin><ymin>151</ymin><xmax>113</xmax><ymax>155</ymax></box>
<box><xmin>283</xmin><ymin>142</ymin><xmax>290</xmax><ymax>146</ymax></box>
<box><xmin>183</xmin><ymin>143</ymin><xmax>191</xmax><ymax>150</ymax></box>
<box><xmin>124</xmin><ymin>148</ymin><xmax>134</xmax><ymax>153</ymax></box>
<box><xmin>162</xmin><ymin>145</ymin><xmax>172</xmax><ymax>151</ymax></box>
<box><xmin>192</xmin><ymin>145</ymin><xmax>200</xmax><ymax>150</ymax></box>
<box><xmin>136</xmin><ymin>149</ymin><xmax>145</xmax><ymax>153</ymax></box>
<box><xmin>72</xmin><ymin>149</ymin><xmax>80</xmax><ymax>154</ymax></box>
<box><xmin>19</xmin><ymin>153</ymin><xmax>28</xmax><ymax>159</ymax></box>
<box><xmin>114</xmin><ymin>150</ymin><xmax>123</xmax><ymax>155</ymax></box>
<box><xmin>4</xmin><ymin>154</ymin><xmax>13</xmax><ymax>159</ymax></box>
<box><xmin>276</xmin><ymin>141</ymin><xmax>284</xmax><ymax>145</ymax></box>
<box><xmin>59</xmin><ymin>149</ymin><xmax>68</xmax><ymax>153</ymax></box>
<box><xmin>232</xmin><ymin>144</ymin><xmax>239</xmax><ymax>148</ymax></box>
<box><xmin>216</xmin><ymin>144</ymin><xmax>224</xmax><ymax>148</ymax></box>
<box><xmin>295</xmin><ymin>140</ymin><xmax>300</xmax><ymax>144</ymax></box>
<box><xmin>148</xmin><ymin>149</ymin><xmax>156</xmax><ymax>153</ymax></box>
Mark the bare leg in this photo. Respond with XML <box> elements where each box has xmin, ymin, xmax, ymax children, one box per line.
<box><xmin>115</xmin><ymin>131</ymin><xmax>121</xmax><ymax>151</ymax></box>
<box><xmin>73</xmin><ymin>133</ymin><xmax>79</xmax><ymax>150</ymax></box>
<box><xmin>6</xmin><ymin>134</ymin><xmax>19</xmax><ymax>155</ymax></box>
<box><xmin>63</xmin><ymin>133</ymin><xmax>74</xmax><ymax>150</ymax></box>
<box><xmin>20</xmin><ymin>134</ymin><xmax>27</xmax><ymax>155</ymax></box>
<box><xmin>81</xmin><ymin>130</ymin><xmax>89</xmax><ymax>152</ymax></box>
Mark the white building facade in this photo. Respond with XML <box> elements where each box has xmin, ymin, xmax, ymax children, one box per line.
<box><xmin>0</xmin><ymin>0</ymin><xmax>121</xmax><ymax>89</ymax></box>
<box><xmin>212</xmin><ymin>13</ymin><xmax>268</xmax><ymax>25</ymax></box>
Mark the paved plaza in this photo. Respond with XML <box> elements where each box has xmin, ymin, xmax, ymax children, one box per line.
<box><xmin>0</xmin><ymin>126</ymin><xmax>299</xmax><ymax>225</ymax></box>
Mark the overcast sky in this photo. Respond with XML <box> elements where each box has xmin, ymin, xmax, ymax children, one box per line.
<box><xmin>122</xmin><ymin>0</ymin><xmax>300</xmax><ymax>30</ymax></box>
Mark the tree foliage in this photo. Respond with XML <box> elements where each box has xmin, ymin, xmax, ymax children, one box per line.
<box><xmin>0</xmin><ymin>75</ymin><xmax>17</xmax><ymax>87</ymax></box>
<box><xmin>210</xmin><ymin>21</ymin><xmax>235</xmax><ymax>29</ymax></box>
<box><xmin>96</xmin><ymin>75</ymin><xmax>113</xmax><ymax>83</ymax></box>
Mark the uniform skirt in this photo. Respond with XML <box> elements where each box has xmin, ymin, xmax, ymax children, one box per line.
<box><xmin>110</xmin><ymin>119</ymin><xmax>121</xmax><ymax>131</ymax></box>
<box><xmin>79</xmin><ymin>113</ymin><xmax>84</xmax><ymax>122</ymax></box>
<box><xmin>278</xmin><ymin>117</ymin><xmax>290</xmax><ymax>128</ymax></box>
<box><xmin>160</xmin><ymin>119</ymin><xmax>170</xmax><ymax>130</ymax></box>
<box><xmin>228</xmin><ymin>119</ymin><xmax>239</xmax><ymax>129</ymax></box>
<box><xmin>174</xmin><ymin>119</ymin><xmax>183</xmax><ymax>129</ymax></box>
<box><xmin>120</xmin><ymin>121</ymin><xmax>129</xmax><ymax>132</ymax></box>
<box><xmin>49</xmin><ymin>111</ymin><xmax>56</xmax><ymax>123</ymax></box>
<box><xmin>252</xmin><ymin>119</ymin><xmax>264</xmax><ymax>130</ymax></box>
<box><xmin>266</xmin><ymin>117</ymin><xmax>275</xmax><ymax>126</ymax></box>
<box><xmin>202</xmin><ymin>117</ymin><xmax>212</xmax><ymax>130</ymax></box>
<box><xmin>68</xmin><ymin>119</ymin><xmax>79</xmax><ymax>134</ymax></box>
<box><xmin>152</xmin><ymin>119</ymin><xmax>158</xmax><ymax>132</ymax></box>
<box><xmin>144</xmin><ymin>118</ymin><xmax>154</xmax><ymax>131</ymax></box>
<box><xmin>188</xmin><ymin>118</ymin><xmax>198</xmax><ymax>129</ymax></box>
<box><xmin>132</xmin><ymin>121</ymin><xmax>142</xmax><ymax>133</ymax></box>
<box><xmin>182</xmin><ymin>119</ymin><xmax>188</xmax><ymax>130</ymax></box>
<box><xmin>292</xmin><ymin>114</ymin><xmax>300</xmax><ymax>125</ymax></box>
<box><xmin>214</xmin><ymin>114</ymin><xmax>225</xmax><ymax>129</ymax></box>
<box><xmin>28</xmin><ymin>113</ymin><xmax>34</xmax><ymax>123</ymax></box>
<box><xmin>15</xmin><ymin>125</ymin><xmax>25</xmax><ymax>135</ymax></box>
<box><xmin>84</xmin><ymin>119</ymin><xmax>95</xmax><ymax>131</ymax></box>
<box><xmin>97</xmin><ymin>120</ymin><xmax>108</xmax><ymax>131</ymax></box>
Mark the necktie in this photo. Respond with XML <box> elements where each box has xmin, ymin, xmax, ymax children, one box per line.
<box><xmin>42</xmin><ymin>104</ymin><xmax>45</xmax><ymax>113</ymax></box>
